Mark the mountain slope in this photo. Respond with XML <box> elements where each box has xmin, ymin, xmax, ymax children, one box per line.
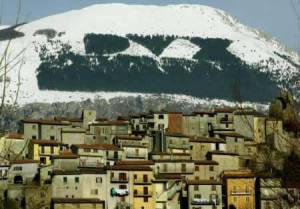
<box><xmin>0</xmin><ymin>4</ymin><xmax>299</xmax><ymax>105</ymax></box>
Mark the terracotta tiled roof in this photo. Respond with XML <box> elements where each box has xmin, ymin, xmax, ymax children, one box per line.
<box><xmin>116</xmin><ymin>160</ymin><xmax>154</xmax><ymax>165</ymax></box>
<box><xmin>109</xmin><ymin>165</ymin><xmax>152</xmax><ymax>171</ymax></box>
<box><xmin>21</xmin><ymin>119</ymin><xmax>71</xmax><ymax>125</ymax></box>
<box><xmin>53</xmin><ymin>168</ymin><xmax>106</xmax><ymax>175</ymax></box>
<box><xmin>90</xmin><ymin>120</ymin><xmax>129</xmax><ymax>126</ymax></box>
<box><xmin>206</xmin><ymin>151</ymin><xmax>239</xmax><ymax>156</ymax></box>
<box><xmin>31</xmin><ymin>140</ymin><xmax>61</xmax><ymax>145</ymax></box>
<box><xmin>189</xmin><ymin>136</ymin><xmax>225</xmax><ymax>143</ymax></box>
<box><xmin>154</xmin><ymin>173</ymin><xmax>183</xmax><ymax>180</ymax></box>
<box><xmin>222</xmin><ymin>170</ymin><xmax>255</xmax><ymax>178</ymax></box>
<box><xmin>52</xmin><ymin>198</ymin><xmax>104</xmax><ymax>204</ymax></box>
<box><xmin>195</xmin><ymin>160</ymin><xmax>219</xmax><ymax>165</ymax></box>
<box><xmin>6</xmin><ymin>133</ymin><xmax>24</xmax><ymax>139</ymax></box>
<box><xmin>12</xmin><ymin>159</ymin><xmax>39</xmax><ymax>164</ymax></box>
<box><xmin>51</xmin><ymin>151</ymin><xmax>78</xmax><ymax>159</ymax></box>
<box><xmin>187</xmin><ymin>180</ymin><xmax>221</xmax><ymax>185</ymax></box>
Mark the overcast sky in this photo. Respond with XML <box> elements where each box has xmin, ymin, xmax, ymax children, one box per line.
<box><xmin>1</xmin><ymin>0</ymin><xmax>299</xmax><ymax>51</ymax></box>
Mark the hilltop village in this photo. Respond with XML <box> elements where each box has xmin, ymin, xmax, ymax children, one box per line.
<box><xmin>0</xmin><ymin>107</ymin><xmax>299</xmax><ymax>209</ymax></box>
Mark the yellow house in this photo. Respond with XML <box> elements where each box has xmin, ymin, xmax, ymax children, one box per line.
<box><xmin>109</xmin><ymin>162</ymin><xmax>155</xmax><ymax>209</ymax></box>
<box><xmin>222</xmin><ymin>170</ymin><xmax>256</xmax><ymax>209</ymax></box>
<box><xmin>28</xmin><ymin>140</ymin><xmax>61</xmax><ymax>165</ymax></box>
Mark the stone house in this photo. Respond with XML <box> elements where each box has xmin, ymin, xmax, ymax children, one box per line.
<box><xmin>216</xmin><ymin>132</ymin><xmax>246</xmax><ymax>156</ymax></box>
<box><xmin>165</xmin><ymin>133</ymin><xmax>192</xmax><ymax>155</ymax></box>
<box><xmin>153</xmin><ymin>159</ymin><xmax>195</xmax><ymax>177</ymax></box>
<box><xmin>213</xmin><ymin>108</ymin><xmax>235</xmax><ymax>132</ymax></box>
<box><xmin>189</xmin><ymin>136</ymin><xmax>226</xmax><ymax>160</ymax></box>
<box><xmin>0</xmin><ymin>133</ymin><xmax>27</xmax><ymax>161</ymax></box>
<box><xmin>51</xmin><ymin>168</ymin><xmax>107</xmax><ymax>206</ymax></box>
<box><xmin>187</xmin><ymin>160</ymin><xmax>219</xmax><ymax>181</ymax></box>
<box><xmin>8</xmin><ymin>160</ymin><xmax>39</xmax><ymax>185</ymax></box>
<box><xmin>71</xmin><ymin>144</ymin><xmax>124</xmax><ymax>167</ymax></box>
<box><xmin>186</xmin><ymin>180</ymin><xmax>222</xmax><ymax>209</ymax></box>
<box><xmin>51</xmin><ymin>151</ymin><xmax>79</xmax><ymax>171</ymax></box>
<box><xmin>206</xmin><ymin>151</ymin><xmax>241</xmax><ymax>174</ymax></box>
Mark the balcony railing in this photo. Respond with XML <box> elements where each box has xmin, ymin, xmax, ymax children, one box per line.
<box><xmin>111</xmin><ymin>188</ymin><xmax>129</xmax><ymax>197</ymax></box>
<box><xmin>134</xmin><ymin>191</ymin><xmax>153</xmax><ymax>197</ymax></box>
<box><xmin>134</xmin><ymin>178</ymin><xmax>152</xmax><ymax>185</ymax></box>
<box><xmin>111</xmin><ymin>176</ymin><xmax>129</xmax><ymax>183</ymax></box>
<box><xmin>230</xmin><ymin>190</ymin><xmax>252</xmax><ymax>195</ymax></box>
<box><xmin>191</xmin><ymin>198</ymin><xmax>220</xmax><ymax>205</ymax></box>
<box><xmin>168</xmin><ymin>144</ymin><xmax>191</xmax><ymax>149</ymax></box>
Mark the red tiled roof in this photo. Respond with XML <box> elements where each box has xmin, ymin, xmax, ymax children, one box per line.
<box><xmin>189</xmin><ymin>136</ymin><xmax>225</xmax><ymax>143</ymax></box>
<box><xmin>109</xmin><ymin>164</ymin><xmax>152</xmax><ymax>171</ymax></box>
<box><xmin>12</xmin><ymin>159</ymin><xmax>39</xmax><ymax>164</ymax></box>
<box><xmin>195</xmin><ymin>160</ymin><xmax>219</xmax><ymax>165</ymax></box>
<box><xmin>116</xmin><ymin>160</ymin><xmax>154</xmax><ymax>165</ymax></box>
<box><xmin>6</xmin><ymin>133</ymin><xmax>24</xmax><ymax>139</ymax></box>
<box><xmin>22</xmin><ymin>119</ymin><xmax>71</xmax><ymax>125</ymax></box>
<box><xmin>222</xmin><ymin>170</ymin><xmax>255</xmax><ymax>178</ymax></box>
<box><xmin>31</xmin><ymin>140</ymin><xmax>61</xmax><ymax>145</ymax></box>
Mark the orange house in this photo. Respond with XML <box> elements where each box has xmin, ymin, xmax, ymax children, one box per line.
<box><xmin>222</xmin><ymin>170</ymin><xmax>256</xmax><ymax>209</ymax></box>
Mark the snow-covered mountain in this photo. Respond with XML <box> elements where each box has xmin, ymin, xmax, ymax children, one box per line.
<box><xmin>0</xmin><ymin>4</ymin><xmax>299</xmax><ymax>105</ymax></box>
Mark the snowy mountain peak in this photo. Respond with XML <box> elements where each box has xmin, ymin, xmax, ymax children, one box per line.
<box><xmin>0</xmin><ymin>4</ymin><xmax>299</xmax><ymax>105</ymax></box>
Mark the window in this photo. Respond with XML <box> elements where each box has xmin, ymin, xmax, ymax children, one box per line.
<box><xmin>194</xmin><ymin>194</ymin><xmax>201</xmax><ymax>199</ymax></box>
<box><xmin>48</xmin><ymin>171</ymin><xmax>52</xmax><ymax>176</ymax></box>
<box><xmin>143</xmin><ymin>186</ymin><xmax>148</xmax><ymax>195</ymax></box>
<box><xmin>41</xmin><ymin>146</ymin><xmax>45</xmax><ymax>154</ymax></box>
<box><xmin>181</xmin><ymin>164</ymin><xmax>186</xmax><ymax>172</ymax></box>
<box><xmin>246</xmin><ymin>197</ymin><xmax>250</xmax><ymax>202</ymax></box>
<box><xmin>50</xmin><ymin>146</ymin><xmax>54</xmax><ymax>154</ymax></box>
<box><xmin>119</xmin><ymin>185</ymin><xmax>127</xmax><ymax>189</ymax></box>
<box><xmin>195</xmin><ymin>176</ymin><xmax>199</xmax><ymax>181</ymax></box>
<box><xmin>248</xmin><ymin>148</ymin><xmax>252</xmax><ymax>154</ymax></box>
<box><xmin>63</xmin><ymin>177</ymin><xmax>67</xmax><ymax>183</ymax></box>
<box><xmin>32</xmin><ymin>125</ymin><xmax>36</xmax><ymax>129</ymax></box>
<box><xmin>134</xmin><ymin>189</ymin><xmax>137</xmax><ymax>195</ymax></box>
<box><xmin>84</xmin><ymin>148</ymin><xmax>91</xmax><ymax>152</ymax></box>
<box><xmin>91</xmin><ymin>189</ymin><xmax>98</xmax><ymax>195</ymax></box>
<box><xmin>158</xmin><ymin>115</ymin><xmax>164</xmax><ymax>119</ymax></box>
<box><xmin>135</xmin><ymin>149</ymin><xmax>139</xmax><ymax>155</ymax></box>
<box><xmin>209</xmin><ymin>166</ymin><xmax>214</xmax><ymax>171</ymax></box>
<box><xmin>50</xmin><ymin>135</ymin><xmax>55</xmax><ymax>140</ymax></box>
<box><xmin>194</xmin><ymin>185</ymin><xmax>199</xmax><ymax>191</ymax></box>
<box><xmin>210</xmin><ymin>176</ymin><xmax>214</xmax><ymax>180</ymax></box>
<box><xmin>195</xmin><ymin>166</ymin><xmax>199</xmax><ymax>171</ymax></box>
<box><xmin>143</xmin><ymin>197</ymin><xmax>148</xmax><ymax>202</ymax></box>
<box><xmin>13</xmin><ymin>166</ymin><xmax>22</xmax><ymax>171</ymax></box>
<box><xmin>75</xmin><ymin>177</ymin><xmax>79</xmax><ymax>183</ymax></box>
<box><xmin>143</xmin><ymin>175</ymin><xmax>148</xmax><ymax>183</ymax></box>
<box><xmin>134</xmin><ymin>174</ymin><xmax>137</xmax><ymax>180</ymax></box>
<box><xmin>163</xmin><ymin>164</ymin><xmax>168</xmax><ymax>172</ymax></box>
<box><xmin>93</xmin><ymin>149</ymin><xmax>98</xmax><ymax>153</ymax></box>
<box><xmin>32</xmin><ymin>135</ymin><xmax>37</xmax><ymax>139</ymax></box>
<box><xmin>96</xmin><ymin>177</ymin><xmax>102</xmax><ymax>183</ymax></box>
<box><xmin>211</xmin><ymin>185</ymin><xmax>216</xmax><ymax>191</ymax></box>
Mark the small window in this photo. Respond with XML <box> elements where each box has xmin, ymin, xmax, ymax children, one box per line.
<box><xmin>93</xmin><ymin>149</ymin><xmax>98</xmax><ymax>153</ymax></box>
<box><xmin>96</xmin><ymin>177</ymin><xmax>102</xmax><ymax>183</ymax></box>
<box><xmin>143</xmin><ymin>197</ymin><xmax>148</xmax><ymax>202</ymax></box>
<box><xmin>32</xmin><ymin>135</ymin><xmax>37</xmax><ymax>139</ymax></box>
<box><xmin>246</xmin><ymin>197</ymin><xmax>250</xmax><ymax>202</ymax></box>
<box><xmin>84</xmin><ymin>148</ymin><xmax>91</xmax><ymax>153</ymax></box>
<box><xmin>63</xmin><ymin>177</ymin><xmax>67</xmax><ymax>183</ymax></box>
<box><xmin>13</xmin><ymin>166</ymin><xmax>22</xmax><ymax>171</ymax></box>
<box><xmin>48</xmin><ymin>171</ymin><xmax>52</xmax><ymax>176</ymax></box>
<box><xmin>209</xmin><ymin>166</ymin><xmax>214</xmax><ymax>171</ymax></box>
<box><xmin>75</xmin><ymin>177</ymin><xmax>79</xmax><ymax>183</ymax></box>
<box><xmin>158</xmin><ymin>115</ymin><xmax>164</xmax><ymax>119</ymax></box>
<box><xmin>119</xmin><ymin>185</ymin><xmax>127</xmax><ymax>189</ymax></box>
<box><xmin>41</xmin><ymin>146</ymin><xmax>45</xmax><ymax>154</ymax></box>
<box><xmin>50</xmin><ymin>146</ymin><xmax>54</xmax><ymax>154</ymax></box>
<box><xmin>32</xmin><ymin>125</ymin><xmax>36</xmax><ymax>130</ymax></box>
<box><xmin>195</xmin><ymin>166</ymin><xmax>199</xmax><ymax>171</ymax></box>
<box><xmin>134</xmin><ymin>174</ymin><xmax>137</xmax><ymax>180</ymax></box>
<box><xmin>50</xmin><ymin>136</ymin><xmax>55</xmax><ymax>140</ymax></box>
<box><xmin>212</xmin><ymin>185</ymin><xmax>216</xmax><ymax>191</ymax></box>
<box><xmin>194</xmin><ymin>185</ymin><xmax>199</xmax><ymax>191</ymax></box>
<box><xmin>194</xmin><ymin>194</ymin><xmax>201</xmax><ymax>199</ymax></box>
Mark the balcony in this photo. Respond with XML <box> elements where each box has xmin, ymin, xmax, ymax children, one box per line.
<box><xmin>168</xmin><ymin>144</ymin><xmax>191</xmax><ymax>149</ymax></box>
<box><xmin>134</xmin><ymin>190</ymin><xmax>153</xmax><ymax>197</ymax></box>
<box><xmin>191</xmin><ymin>198</ymin><xmax>220</xmax><ymax>205</ymax></box>
<box><xmin>230</xmin><ymin>190</ymin><xmax>251</xmax><ymax>195</ymax></box>
<box><xmin>134</xmin><ymin>178</ymin><xmax>152</xmax><ymax>185</ymax></box>
<box><xmin>111</xmin><ymin>176</ymin><xmax>129</xmax><ymax>183</ymax></box>
<box><xmin>111</xmin><ymin>188</ymin><xmax>129</xmax><ymax>197</ymax></box>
